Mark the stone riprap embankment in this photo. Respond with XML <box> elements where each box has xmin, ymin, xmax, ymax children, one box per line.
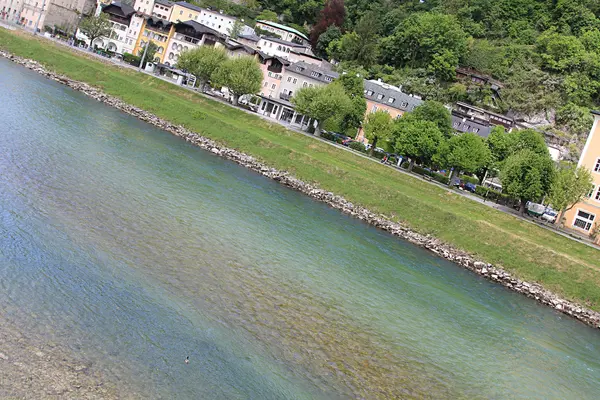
<box><xmin>3</xmin><ymin>49</ymin><xmax>599</xmax><ymax>329</ymax></box>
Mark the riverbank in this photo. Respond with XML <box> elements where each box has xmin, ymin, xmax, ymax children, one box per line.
<box><xmin>1</xmin><ymin>29</ymin><xmax>600</xmax><ymax>329</ymax></box>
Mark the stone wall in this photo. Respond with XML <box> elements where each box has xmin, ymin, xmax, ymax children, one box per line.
<box><xmin>2</xmin><ymin>48</ymin><xmax>599</xmax><ymax>330</ymax></box>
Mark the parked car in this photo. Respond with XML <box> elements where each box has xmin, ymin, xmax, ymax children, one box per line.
<box><xmin>463</xmin><ymin>182</ymin><xmax>477</xmax><ymax>193</ymax></box>
<box><xmin>342</xmin><ymin>138</ymin><xmax>355</xmax><ymax>146</ymax></box>
<box><xmin>541</xmin><ymin>209</ymin><xmax>558</xmax><ymax>223</ymax></box>
<box><xmin>526</xmin><ymin>202</ymin><xmax>546</xmax><ymax>217</ymax></box>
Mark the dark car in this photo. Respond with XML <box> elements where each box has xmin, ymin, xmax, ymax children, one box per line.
<box><xmin>464</xmin><ymin>182</ymin><xmax>477</xmax><ymax>193</ymax></box>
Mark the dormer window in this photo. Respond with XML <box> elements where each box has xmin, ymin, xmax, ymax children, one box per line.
<box><xmin>296</xmin><ymin>66</ymin><xmax>302</xmax><ymax>72</ymax></box>
<box><xmin>377</xmin><ymin>94</ymin><xmax>384</xmax><ymax>100</ymax></box>
<box><xmin>401</xmin><ymin>102</ymin><xmax>408</xmax><ymax>108</ymax></box>
<box><xmin>310</xmin><ymin>71</ymin><xmax>320</xmax><ymax>77</ymax></box>
<box><xmin>388</xmin><ymin>97</ymin><xmax>395</xmax><ymax>104</ymax></box>
<box><xmin>324</xmin><ymin>76</ymin><xmax>332</xmax><ymax>82</ymax></box>
<box><xmin>366</xmin><ymin>90</ymin><xmax>374</xmax><ymax>96</ymax></box>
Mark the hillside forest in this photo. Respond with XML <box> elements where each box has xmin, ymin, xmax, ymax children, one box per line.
<box><xmin>194</xmin><ymin>0</ymin><xmax>600</xmax><ymax>154</ymax></box>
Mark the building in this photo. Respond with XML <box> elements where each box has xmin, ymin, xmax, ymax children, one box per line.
<box><xmin>451</xmin><ymin>111</ymin><xmax>493</xmax><ymax>138</ymax></box>
<box><xmin>256</xmin><ymin>36</ymin><xmax>312</xmax><ymax>59</ymax></box>
<box><xmin>88</xmin><ymin>2</ymin><xmax>136</xmax><ymax>54</ymax></box>
<box><xmin>455</xmin><ymin>102</ymin><xmax>514</xmax><ymax>131</ymax></box>
<box><xmin>255</xmin><ymin>19</ymin><xmax>308</xmax><ymax>45</ymax></box>
<box><xmin>561</xmin><ymin>111</ymin><xmax>600</xmax><ymax>243</ymax></box>
<box><xmin>152</xmin><ymin>0</ymin><xmax>173</xmax><ymax>20</ymax></box>
<box><xmin>258</xmin><ymin>52</ymin><xmax>287</xmax><ymax>98</ymax></box>
<box><xmin>356</xmin><ymin>79</ymin><xmax>423</xmax><ymax>143</ymax></box>
<box><xmin>133</xmin><ymin>16</ymin><xmax>173</xmax><ymax>63</ymax></box>
<box><xmin>163</xmin><ymin>19</ymin><xmax>221</xmax><ymax>66</ymax></box>
<box><xmin>257</xmin><ymin>60</ymin><xmax>337</xmax><ymax>126</ymax></box>
<box><xmin>1</xmin><ymin>0</ymin><xmax>95</xmax><ymax>32</ymax></box>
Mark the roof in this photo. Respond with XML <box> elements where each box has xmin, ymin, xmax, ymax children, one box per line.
<box><xmin>592</xmin><ymin>110</ymin><xmax>600</xmax><ymax>116</ymax></box>
<box><xmin>176</xmin><ymin>20</ymin><xmax>221</xmax><ymax>36</ymax></box>
<box><xmin>239</xmin><ymin>33</ymin><xmax>260</xmax><ymax>42</ymax></box>
<box><xmin>456</xmin><ymin>101</ymin><xmax>513</xmax><ymax>122</ymax></box>
<box><xmin>256</xmin><ymin>20</ymin><xmax>309</xmax><ymax>41</ymax></box>
<box><xmin>155</xmin><ymin>0</ymin><xmax>173</xmax><ymax>6</ymax></box>
<box><xmin>260</xmin><ymin>35</ymin><xmax>309</xmax><ymax>48</ymax></box>
<box><xmin>363</xmin><ymin>80</ymin><xmax>423</xmax><ymax>112</ymax></box>
<box><xmin>257</xmin><ymin>51</ymin><xmax>290</xmax><ymax>66</ymax></box>
<box><xmin>174</xmin><ymin>1</ymin><xmax>203</xmax><ymax>12</ymax></box>
<box><xmin>103</xmin><ymin>2</ymin><xmax>135</xmax><ymax>17</ymax></box>
<box><xmin>224</xmin><ymin>40</ymin><xmax>256</xmax><ymax>54</ymax></box>
<box><xmin>451</xmin><ymin>111</ymin><xmax>492</xmax><ymax>138</ymax></box>
<box><xmin>287</xmin><ymin>61</ymin><xmax>338</xmax><ymax>83</ymax></box>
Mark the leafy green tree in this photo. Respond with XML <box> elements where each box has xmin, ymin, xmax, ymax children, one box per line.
<box><xmin>427</xmin><ymin>50</ymin><xmax>459</xmax><ymax>82</ymax></box>
<box><xmin>555</xmin><ymin>103</ymin><xmax>594</xmax><ymax>138</ymax></box>
<box><xmin>442</xmin><ymin>133</ymin><xmax>491</xmax><ymax>184</ymax></box>
<box><xmin>548</xmin><ymin>166</ymin><xmax>594</xmax><ymax>226</ymax></box>
<box><xmin>501</xmin><ymin>149</ymin><xmax>555</xmax><ymax>215</ymax></box>
<box><xmin>393</xmin><ymin>119</ymin><xmax>444</xmax><ymax>171</ymax></box>
<box><xmin>177</xmin><ymin>46</ymin><xmax>228</xmax><ymax>91</ymax></box>
<box><xmin>211</xmin><ymin>56</ymin><xmax>263</xmax><ymax>105</ymax></box>
<box><xmin>256</xmin><ymin>10</ymin><xmax>278</xmax><ymax>22</ymax></box>
<box><xmin>511</xmin><ymin>128</ymin><xmax>550</xmax><ymax>156</ymax></box>
<box><xmin>381</xmin><ymin>12</ymin><xmax>468</xmax><ymax>70</ymax></box>
<box><xmin>138</xmin><ymin>41</ymin><xmax>159</xmax><ymax>63</ymax></box>
<box><xmin>409</xmin><ymin>101</ymin><xmax>453</xmax><ymax>137</ymax></box>
<box><xmin>79</xmin><ymin>13</ymin><xmax>111</xmax><ymax>49</ymax></box>
<box><xmin>336</xmin><ymin>71</ymin><xmax>367</xmax><ymax>133</ymax></box>
<box><xmin>363</xmin><ymin>110</ymin><xmax>392</xmax><ymax>155</ymax></box>
<box><xmin>316</xmin><ymin>25</ymin><xmax>341</xmax><ymax>58</ymax></box>
<box><xmin>536</xmin><ymin>30</ymin><xmax>587</xmax><ymax>73</ymax></box>
<box><xmin>553</xmin><ymin>0</ymin><xmax>599</xmax><ymax>35</ymax></box>
<box><xmin>292</xmin><ymin>83</ymin><xmax>353</xmax><ymax>136</ymax></box>
<box><xmin>502</xmin><ymin>67</ymin><xmax>561</xmax><ymax>118</ymax></box>
<box><xmin>227</xmin><ymin>20</ymin><xmax>244</xmax><ymax>38</ymax></box>
<box><xmin>486</xmin><ymin>126</ymin><xmax>512</xmax><ymax>166</ymax></box>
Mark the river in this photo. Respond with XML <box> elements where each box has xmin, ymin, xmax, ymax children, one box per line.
<box><xmin>1</xmin><ymin>57</ymin><xmax>600</xmax><ymax>399</ymax></box>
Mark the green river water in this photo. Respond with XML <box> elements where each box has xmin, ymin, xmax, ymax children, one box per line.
<box><xmin>1</xmin><ymin>57</ymin><xmax>600</xmax><ymax>398</ymax></box>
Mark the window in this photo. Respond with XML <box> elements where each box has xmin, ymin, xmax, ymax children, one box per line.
<box><xmin>271</xmin><ymin>84</ymin><xmax>276</xmax><ymax>89</ymax></box>
<box><xmin>287</xmin><ymin>77</ymin><xmax>292</xmax><ymax>82</ymax></box>
<box><xmin>574</xmin><ymin>210</ymin><xmax>595</xmax><ymax>231</ymax></box>
<box><xmin>310</xmin><ymin>71</ymin><xmax>320</xmax><ymax>77</ymax></box>
<box><xmin>292</xmin><ymin>78</ymin><xmax>297</xmax><ymax>84</ymax></box>
<box><xmin>303</xmin><ymin>81</ymin><xmax>308</xmax><ymax>87</ymax></box>
<box><xmin>372</xmin><ymin>105</ymin><xmax>378</xmax><ymax>112</ymax></box>
<box><xmin>595</xmin><ymin>158</ymin><xmax>600</xmax><ymax>173</ymax></box>
<box><xmin>283</xmin><ymin>89</ymin><xmax>288</xmax><ymax>94</ymax></box>
<box><xmin>324</xmin><ymin>76</ymin><xmax>332</xmax><ymax>82</ymax></box>
<box><xmin>179</xmin><ymin>10</ymin><xmax>182</xmax><ymax>15</ymax></box>
<box><xmin>377</xmin><ymin>93</ymin><xmax>384</xmax><ymax>100</ymax></box>
<box><xmin>366</xmin><ymin>90</ymin><xmax>373</xmax><ymax>96</ymax></box>
<box><xmin>596</xmin><ymin>187</ymin><xmax>600</xmax><ymax>201</ymax></box>
<box><xmin>401</xmin><ymin>102</ymin><xmax>408</xmax><ymax>108</ymax></box>
<box><xmin>263</xmin><ymin>82</ymin><xmax>268</xmax><ymax>87</ymax></box>
<box><xmin>473</xmin><ymin>128</ymin><xmax>480</xmax><ymax>133</ymax></box>
<box><xmin>453</xmin><ymin>121</ymin><xmax>460</xmax><ymax>128</ymax></box>
<box><xmin>388</xmin><ymin>97</ymin><xmax>395</xmax><ymax>104</ymax></box>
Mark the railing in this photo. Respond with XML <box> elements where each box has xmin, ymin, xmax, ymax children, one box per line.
<box><xmin>268</xmin><ymin>71</ymin><xmax>282</xmax><ymax>80</ymax></box>
<box><xmin>174</xmin><ymin>33</ymin><xmax>200</xmax><ymax>44</ymax></box>
<box><xmin>279</xmin><ymin>92</ymin><xmax>292</xmax><ymax>101</ymax></box>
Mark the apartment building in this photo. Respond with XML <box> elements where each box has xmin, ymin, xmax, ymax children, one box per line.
<box><xmin>561</xmin><ymin>111</ymin><xmax>600</xmax><ymax>243</ymax></box>
<box><xmin>133</xmin><ymin>16</ymin><xmax>173</xmax><ymax>63</ymax></box>
<box><xmin>1</xmin><ymin>0</ymin><xmax>95</xmax><ymax>32</ymax></box>
<box><xmin>255</xmin><ymin>36</ymin><xmax>312</xmax><ymax>60</ymax></box>
<box><xmin>90</xmin><ymin>2</ymin><xmax>136</xmax><ymax>54</ymax></box>
<box><xmin>356</xmin><ymin>79</ymin><xmax>423</xmax><ymax>143</ymax></box>
<box><xmin>163</xmin><ymin>20</ymin><xmax>221</xmax><ymax>65</ymax></box>
<box><xmin>257</xmin><ymin>61</ymin><xmax>338</xmax><ymax>126</ymax></box>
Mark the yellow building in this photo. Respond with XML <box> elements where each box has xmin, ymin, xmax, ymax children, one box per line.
<box><xmin>168</xmin><ymin>1</ymin><xmax>202</xmax><ymax>23</ymax></box>
<box><xmin>562</xmin><ymin>110</ymin><xmax>600</xmax><ymax>244</ymax></box>
<box><xmin>133</xmin><ymin>18</ymin><xmax>175</xmax><ymax>64</ymax></box>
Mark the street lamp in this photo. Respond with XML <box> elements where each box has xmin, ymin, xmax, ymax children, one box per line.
<box><xmin>33</xmin><ymin>0</ymin><xmax>47</xmax><ymax>35</ymax></box>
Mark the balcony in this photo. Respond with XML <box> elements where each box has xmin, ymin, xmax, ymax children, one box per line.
<box><xmin>267</xmin><ymin>71</ymin><xmax>282</xmax><ymax>80</ymax></box>
<box><xmin>174</xmin><ymin>33</ymin><xmax>200</xmax><ymax>45</ymax></box>
<box><xmin>279</xmin><ymin>92</ymin><xmax>292</xmax><ymax>101</ymax></box>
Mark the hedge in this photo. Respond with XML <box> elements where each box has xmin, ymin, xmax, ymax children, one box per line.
<box><xmin>123</xmin><ymin>52</ymin><xmax>141</xmax><ymax>66</ymax></box>
<box><xmin>348</xmin><ymin>141</ymin><xmax>366</xmax><ymax>152</ymax></box>
<box><xmin>460</xmin><ymin>175</ymin><xmax>479</xmax><ymax>185</ymax></box>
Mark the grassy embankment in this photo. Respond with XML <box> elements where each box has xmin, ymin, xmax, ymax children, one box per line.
<box><xmin>2</xmin><ymin>29</ymin><xmax>600</xmax><ymax>310</ymax></box>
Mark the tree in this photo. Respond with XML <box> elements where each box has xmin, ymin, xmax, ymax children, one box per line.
<box><xmin>310</xmin><ymin>0</ymin><xmax>346</xmax><ymax>47</ymax></box>
<box><xmin>315</xmin><ymin>25</ymin><xmax>341</xmax><ymax>58</ymax></box>
<box><xmin>409</xmin><ymin>101</ymin><xmax>453</xmax><ymax>137</ymax></box>
<box><xmin>79</xmin><ymin>13</ymin><xmax>111</xmax><ymax>49</ymax></box>
<box><xmin>292</xmin><ymin>83</ymin><xmax>353</xmax><ymax>136</ymax></box>
<box><xmin>548</xmin><ymin>166</ymin><xmax>594</xmax><ymax>226</ymax></box>
<box><xmin>363</xmin><ymin>110</ymin><xmax>393</xmax><ymax>155</ymax></box>
<box><xmin>227</xmin><ymin>20</ymin><xmax>244</xmax><ymax>38</ymax></box>
<box><xmin>393</xmin><ymin>119</ymin><xmax>444</xmax><ymax>171</ymax></box>
<box><xmin>487</xmin><ymin>125</ymin><xmax>512</xmax><ymax>166</ymax></box>
<box><xmin>256</xmin><ymin>10</ymin><xmax>278</xmax><ymax>22</ymax></box>
<box><xmin>177</xmin><ymin>46</ymin><xmax>228</xmax><ymax>91</ymax></box>
<box><xmin>442</xmin><ymin>133</ymin><xmax>491</xmax><ymax>184</ymax></box>
<box><xmin>501</xmin><ymin>149</ymin><xmax>555</xmax><ymax>215</ymax></box>
<box><xmin>336</xmin><ymin>71</ymin><xmax>366</xmax><ymax>133</ymax></box>
<box><xmin>139</xmin><ymin>41</ymin><xmax>159</xmax><ymax>64</ymax></box>
<box><xmin>381</xmin><ymin>13</ymin><xmax>468</xmax><ymax>70</ymax></box>
<box><xmin>211</xmin><ymin>56</ymin><xmax>263</xmax><ymax>105</ymax></box>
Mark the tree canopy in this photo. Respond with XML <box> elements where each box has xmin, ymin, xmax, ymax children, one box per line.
<box><xmin>79</xmin><ymin>13</ymin><xmax>111</xmax><ymax>46</ymax></box>
<box><xmin>363</xmin><ymin>110</ymin><xmax>392</xmax><ymax>155</ymax></box>
<box><xmin>177</xmin><ymin>46</ymin><xmax>228</xmax><ymax>89</ymax></box>
<box><xmin>393</xmin><ymin>118</ymin><xmax>444</xmax><ymax>170</ymax></box>
<box><xmin>211</xmin><ymin>56</ymin><xmax>263</xmax><ymax>104</ymax></box>
<box><xmin>292</xmin><ymin>83</ymin><xmax>354</xmax><ymax>136</ymax></box>
<box><xmin>548</xmin><ymin>166</ymin><xmax>594</xmax><ymax>225</ymax></box>
<box><xmin>443</xmin><ymin>133</ymin><xmax>491</xmax><ymax>177</ymax></box>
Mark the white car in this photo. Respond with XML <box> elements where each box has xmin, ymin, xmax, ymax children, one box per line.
<box><xmin>541</xmin><ymin>210</ymin><xmax>558</xmax><ymax>223</ymax></box>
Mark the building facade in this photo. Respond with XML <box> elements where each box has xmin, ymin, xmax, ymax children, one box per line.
<box><xmin>256</xmin><ymin>36</ymin><xmax>312</xmax><ymax>59</ymax></box>
<box><xmin>1</xmin><ymin>0</ymin><xmax>95</xmax><ymax>32</ymax></box>
<box><xmin>562</xmin><ymin>111</ymin><xmax>600</xmax><ymax>244</ymax></box>
<box><xmin>255</xmin><ymin>20</ymin><xmax>308</xmax><ymax>45</ymax></box>
<box><xmin>164</xmin><ymin>20</ymin><xmax>221</xmax><ymax>66</ymax></box>
<box><xmin>356</xmin><ymin>79</ymin><xmax>423</xmax><ymax>143</ymax></box>
<box><xmin>133</xmin><ymin>16</ymin><xmax>173</xmax><ymax>63</ymax></box>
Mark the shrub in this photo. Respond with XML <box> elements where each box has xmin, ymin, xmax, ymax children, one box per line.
<box><xmin>348</xmin><ymin>141</ymin><xmax>366</xmax><ymax>152</ymax></box>
<box><xmin>320</xmin><ymin>131</ymin><xmax>335</xmax><ymax>141</ymax></box>
<box><xmin>475</xmin><ymin>185</ymin><xmax>488</xmax><ymax>197</ymax></box>
<box><xmin>372</xmin><ymin>150</ymin><xmax>386</xmax><ymax>160</ymax></box>
<box><xmin>123</xmin><ymin>52</ymin><xmax>141</xmax><ymax>66</ymax></box>
<box><xmin>412</xmin><ymin>165</ymin><xmax>430</xmax><ymax>176</ymax></box>
<box><xmin>432</xmin><ymin>173</ymin><xmax>449</xmax><ymax>185</ymax></box>
<box><xmin>461</xmin><ymin>175</ymin><xmax>479</xmax><ymax>185</ymax></box>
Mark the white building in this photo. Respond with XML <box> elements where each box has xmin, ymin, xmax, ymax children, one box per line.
<box><xmin>256</xmin><ymin>36</ymin><xmax>312</xmax><ymax>60</ymax></box>
<box><xmin>255</xmin><ymin>19</ymin><xmax>308</xmax><ymax>45</ymax></box>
